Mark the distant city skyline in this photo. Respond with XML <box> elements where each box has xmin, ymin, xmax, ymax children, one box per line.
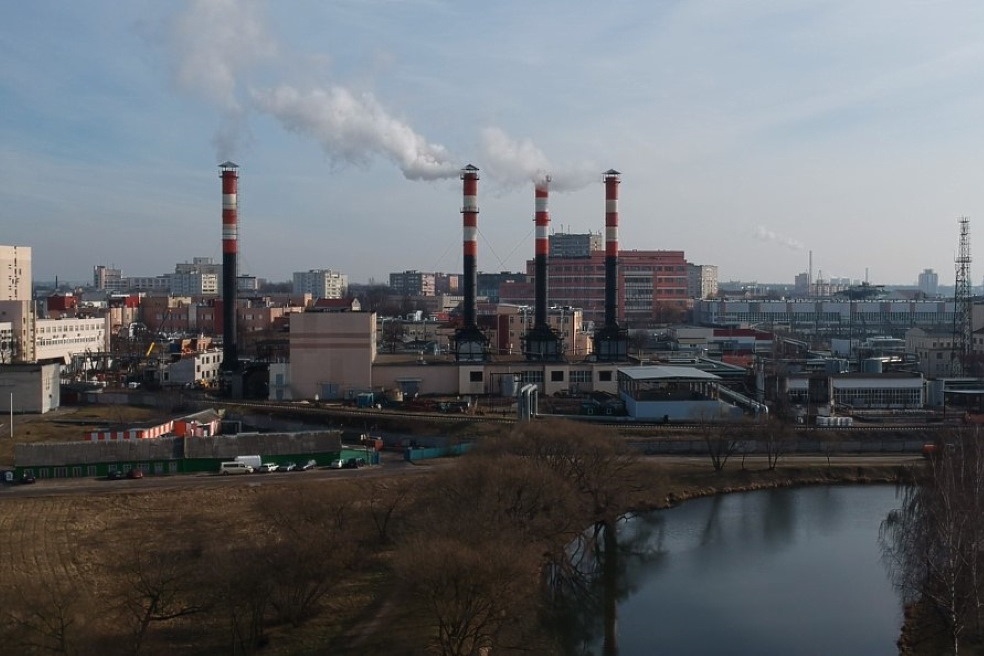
<box><xmin>4</xmin><ymin>1</ymin><xmax>984</xmax><ymax>285</ymax></box>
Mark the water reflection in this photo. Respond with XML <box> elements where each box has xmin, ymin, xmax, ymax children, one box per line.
<box><xmin>550</xmin><ymin>485</ymin><xmax>904</xmax><ymax>656</ymax></box>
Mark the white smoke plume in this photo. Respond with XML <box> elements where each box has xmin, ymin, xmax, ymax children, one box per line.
<box><xmin>478</xmin><ymin>127</ymin><xmax>597</xmax><ymax>192</ymax></box>
<box><xmin>165</xmin><ymin>0</ymin><xmax>275</xmax><ymax>158</ymax></box>
<box><xmin>164</xmin><ymin>0</ymin><xmax>457</xmax><ymax>178</ymax></box>
<box><xmin>754</xmin><ymin>225</ymin><xmax>804</xmax><ymax>251</ymax></box>
<box><xmin>252</xmin><ymin>86</ymin><xmax>459</xmax><ymax>181</ymax></box>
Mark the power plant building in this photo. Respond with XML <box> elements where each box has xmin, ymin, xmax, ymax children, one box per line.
<box><xmin>499</xmin><ymin>247</ymin><xmax>693</xmax><ymax>327</ymax></box>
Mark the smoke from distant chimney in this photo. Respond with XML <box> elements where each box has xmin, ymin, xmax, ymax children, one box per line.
<box><xmin>754</xmin><ymin>225</ymin><xmax>804</xmax><ymax>251</ymax></box>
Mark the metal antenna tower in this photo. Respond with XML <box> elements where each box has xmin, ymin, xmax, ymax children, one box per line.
<box><xmin>953</xmin><ymin>216</ymin><xmax>972</xmax><ymax>375</ymax></box>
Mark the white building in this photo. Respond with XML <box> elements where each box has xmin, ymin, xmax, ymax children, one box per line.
<box><xmin>0</xmin><ymin>362</ymin><xmax>60</xmax><ymax>414</ymax></box>
<box><xmin>0</xmin><ymin>321</ymin><xmax>13</xmax><ymax>363</ymax></box>
<box><xmin>292</xmin><ymin>270</ymin><xmax>348</xmax><ymax>300</ymax></box>
<box><xmin>693</xmin><ymin>299</ymin><xmax>957</xmax><ymax>335</ymax></box>
<box><xmin>687</xmin><ymin>264</ymin><xmax>719</xmax><ymax>299</ymax></box>
<box><xmin>93</xmin><ymin>265</ymin><xmax>125</xmax><ymax>292</ymax></box>
<box><xmin>786</xmin><ymin>372</ymin><xmax>925</xmax><ymax>409</ymax></box>
<box><xmin>159</xmin><ymin>350</ymin><xmax>223</xmax><ymax>388</ymax></box>
<box><xmin>34</xmin><ymin>316</ymin><xmax>112</xmax><ymax>364</ymax></box>
<box><xmin>0</xmin><ymin>245</ymin><xmax>31</xmax><ymax>301</ymax></box>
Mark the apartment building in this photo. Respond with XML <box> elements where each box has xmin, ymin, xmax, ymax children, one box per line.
<box><xmin>292</xmin><ymin>269</ymin><xmax>348</xmax><ymax>300</ymax></box>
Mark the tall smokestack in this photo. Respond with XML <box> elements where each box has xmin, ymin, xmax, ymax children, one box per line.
<box><xmin>593</xmin><ymin>169</ymin><xmax>628</xmax><ymax>361</ymax></box>
<box><xmin>452</xmin><ymin>164</ymin><xmax>488</xmax><ymax>362</ymax></box>
<box><xmin>604</xmin><ymin>169</ymin><xmax>620</xmax><ymax>329</ymax></box>
<box><xmin>523</xmin><ymin>176</ymin><xmax>563</xmax><ymax>361</ymax></box>
<box><xmin>461</xmin><ymin>164</ymin><xmax>479</xmax><ymax>329</ymax></box>
<box><xmin>219</xmin><ymin>161</ymin><xmax>239</xmax><ymax>373</ymax></box>
<box><xmin>534</xmin><ymin>178</ymin><xmax>550</xmax><ymax>329</ymax></box>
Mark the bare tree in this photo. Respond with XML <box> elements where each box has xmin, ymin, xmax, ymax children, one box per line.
<box><xmin>756</xmin><ymin>416</ymin><xmax>795</xmax><ymax>471</ymax></box>
<box><xmin>881</xmin><ymin>428</ymin><xmax>984</xmax><ymax>655</ymax></box>
<box><xmin>690</xmin><ymin>409</ymin><xmax>741</xmax><ymax>472</ymax></box>
<box><xmin>394</xmin><ymin>535</ymin><xmax>542</xmax><ymax>656</ymax></box>
<box><xmin>113</xmin><ymin>541</ymin><xmax>207</xmax><ymax>655</ymax></box>
<box><xmin>205</xmin><ymin>545</ymin><xmax>275</xmax><ymax>656</ymax></box>
<box><xmin>5</xmin><ymin>579</ymin><xmax>98</xmax><ymax>656</ymax></box>
<box><xmin>254</xmin><ymin>485</ymin><xmax>366</xmax><ymax>627</ymax></box>
<box><xmin>358</xmin><ymin>477</ymin><xmax>416</xmax><ymax>545</ymax></box>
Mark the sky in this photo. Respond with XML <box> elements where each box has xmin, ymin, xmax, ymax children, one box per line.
<box><xmin>3</xmin><ymin>0</ymin><xmax>984</xmax><ymax>287</ymax></box>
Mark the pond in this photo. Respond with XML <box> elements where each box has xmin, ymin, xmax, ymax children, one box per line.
<box><xmin>561</xmin><ymin>485</ymin><xmax>905</xmax><ymax>656</ymax></box>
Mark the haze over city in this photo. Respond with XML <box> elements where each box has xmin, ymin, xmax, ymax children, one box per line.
<box><xmin>3</xmin><ymin>0</ymin><xmax>984</xmax><ymax>286</ymax></box>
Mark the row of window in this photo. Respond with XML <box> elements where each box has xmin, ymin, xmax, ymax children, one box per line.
<box><xmin>467</xmin><ymin>369</ymin><xmax>612</xmax><ymax>384</ymax></box>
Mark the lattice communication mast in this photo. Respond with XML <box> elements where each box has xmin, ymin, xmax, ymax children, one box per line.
<box><xmin>953</xmin><ymin>216</ymin><xmax>972</xmax><ymax>375</ymax></box>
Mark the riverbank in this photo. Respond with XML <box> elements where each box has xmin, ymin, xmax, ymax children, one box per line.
<box><xmin>336</xmin><ymin>456</ymin><xmax>924</xmax><ymax>656</ymax></box>
<box><xmin>628</xmin><ymin>456</ymin><xmax>922</xmax><ymax>512</ymax></box>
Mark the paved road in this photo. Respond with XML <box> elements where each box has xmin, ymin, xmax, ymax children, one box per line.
<box><xmin>0</xmin><ymin>450</ymin><xmax>438</xmax><ymax>499</ymax></box>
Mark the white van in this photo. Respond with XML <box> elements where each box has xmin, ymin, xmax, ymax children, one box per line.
<box><xmin>219</xmin><ymin>461</ymin><xmax>253</xmax><ymax>475</ymax></box>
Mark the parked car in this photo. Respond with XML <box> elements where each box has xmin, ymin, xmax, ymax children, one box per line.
<box><xmin>300</xmin><ymin>459</ymin><xmax>318</xmax><ymax>471</ymax></box>
<box><xmin>18</xmin><ymin>472</ymin><xmax>36</xmax><ymax>485</ymax></box>
<box><xmin>328</xmin><ymin>459</ymin><xmax>344</xmax><ymax>469</ymax></box>
<box><xmin>257</xmin><ymin>463</ymin><xmax>279</xmax><ymax>473</ymax></box>
<box><xmin>127</xmin><ymin>468</ymin><xmax>144</xmax><ymax>479</ymax></box>
<box><xmin>280</xmin><ymin>462</ymin><xmax>297</xmax><ymax>472</ymax></box>
<box><xmin>219</xmin><ymin>461</ymin><xmax>253</xmax><ymax>475</ymax></box>
<box><xmin>107</xmin><ymin>469</ymin><xmax>125</xmax><ymax>480</ymax></box>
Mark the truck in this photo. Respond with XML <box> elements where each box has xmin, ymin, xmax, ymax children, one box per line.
<box><xmin>234</xmin><ymin>455</ymin><xmax>262</xmax><ymax>470</ymax></box>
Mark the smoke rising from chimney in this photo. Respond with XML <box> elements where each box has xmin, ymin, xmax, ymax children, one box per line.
<box><xmin>478</xmin><ymin>127</ymin><xmax>596</xmax><ymax>192</ymax></box>
<box><xmin>754</xmin><ymin>225</ymin><xmax>804</xmax><ymax>251</ymax></box>
<box><xmin>252</xmin><ymin>86</ymin><xmax>458</xmax><ymax>181</ymax></box>
<box><xmin>164</xmin><ymin>0</ymin><xmax>592</xmax><ymax>187</ymax></box>
<box><xmin>165</xmin><ymin>0</ymin><xmax>456</xmax><ymax>178</ymax></box>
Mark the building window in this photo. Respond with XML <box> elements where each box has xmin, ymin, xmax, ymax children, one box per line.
<box><xmin>570</xmin><ymin>370</ymin><xmax>592</xmax><ymax>383</ymax></box>
<box><xmin>469</xmin><ymin>371</ymin><xmax>483</xmax><ymax>383</ymax></box>
<box><xmin>550</xmin><ymin>370</ymin><xmax>564</xmax><ymax>382</ymax></box>
<box><xmin>599</xmin><ymin>370</ymin><xmax>613</xmax><ymax>382</ymax></box>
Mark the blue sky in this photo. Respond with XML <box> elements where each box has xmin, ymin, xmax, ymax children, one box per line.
<box><xmin>3</xmin><ymin>0</ymin><xmax>984</xmax><ymax>286</ymax></box>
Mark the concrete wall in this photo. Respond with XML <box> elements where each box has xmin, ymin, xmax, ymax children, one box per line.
<box><xmin>184</xmin><ymin>431</ymin><xmax>342</xmax><ymax>460</ymax></box>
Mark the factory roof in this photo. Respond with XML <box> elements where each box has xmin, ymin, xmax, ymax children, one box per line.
<box><xmin>618</xmin><ymin>365</ymin><xmax>721</xmax><ymax>382</ymax></box>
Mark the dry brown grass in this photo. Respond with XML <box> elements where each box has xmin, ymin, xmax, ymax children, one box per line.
<box><xmin>0</xmin><ymin>405</ymin><xmax>171</xmax><ymax>466</ymax></box>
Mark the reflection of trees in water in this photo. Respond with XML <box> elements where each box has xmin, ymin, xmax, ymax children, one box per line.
<box><xmin>546</xmin><ymin>513</ymin><xmax>667</xmax><ymax>656</ymax></box>
<box><xmin>761</xmin><ymin>488</ymin><xmax>797</xmax><ymax>546</ymax></box>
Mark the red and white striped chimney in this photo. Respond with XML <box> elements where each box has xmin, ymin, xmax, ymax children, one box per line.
<box><xmin>534</xmin><ymin>177</ymin><xmax>550</xmax><ymax>329</ymax></box>
<box><xmin>219</xmin><ymin>161</ymin><xmax>239</xmax><ymax>372</ymax></box>
<box><xmin>604</xmin><ymin>169</ymin><xmax>620</xmax><ymax>328</ymax></box>
<box><xmin>461</xmin><ymin>164</ymin><xmax>479</xmax><ymax>329</ymax></box>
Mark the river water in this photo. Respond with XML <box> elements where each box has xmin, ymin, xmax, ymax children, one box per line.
<box><xmin>569</xmin><ymin>485</ymin><xmax>905</xmax><ymax>656</ymax></box>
